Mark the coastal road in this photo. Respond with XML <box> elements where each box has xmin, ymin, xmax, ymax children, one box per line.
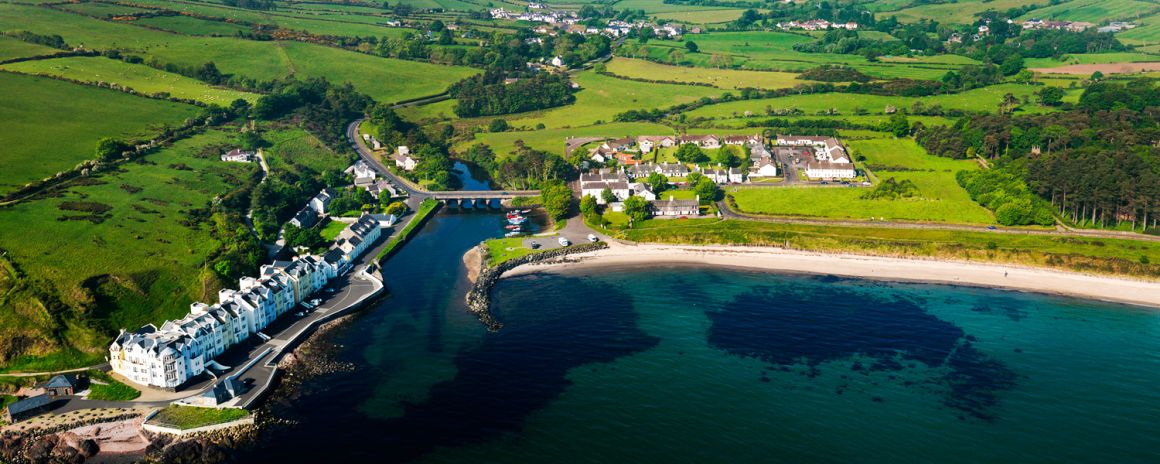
<box><xmin>716</xmin><ymin>200</ymin><xmax>1160</xmax><ymax>243</ymax></box>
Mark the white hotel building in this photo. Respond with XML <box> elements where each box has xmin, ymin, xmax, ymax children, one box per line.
<box><xmin>110</xmin><ymin>214</ymin><xmax>383</xmax><ymax>389</ymax></box>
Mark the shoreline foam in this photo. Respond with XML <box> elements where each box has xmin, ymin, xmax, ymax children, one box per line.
<box><xmin>501</xmin><ymin>242</ymin><xmax>1160</xmax><ymax>308</ymax></box>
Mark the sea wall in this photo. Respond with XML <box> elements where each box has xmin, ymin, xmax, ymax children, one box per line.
<box><xmin>465</xmin><ymin>241</ymin><xmax>608</xmax><ymax>330</ymax></box>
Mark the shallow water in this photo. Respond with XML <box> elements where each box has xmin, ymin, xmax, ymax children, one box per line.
<box><xmin>239</xmin><ymin>213</ymin><xmax>1160</xmax><ymax>463</ymax></box>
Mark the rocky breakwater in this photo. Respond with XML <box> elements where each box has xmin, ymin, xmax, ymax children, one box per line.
<box><xmin>465</xmin><ymin>241</ymin><xmax>609</xmax><ymax>330</ymax></box>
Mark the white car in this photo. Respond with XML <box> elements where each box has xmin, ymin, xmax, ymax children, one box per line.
<box><xmin>558</xmin><ymin>237</ymin><xmax>571</xmax><ymax>247</ymax></box>
<box><xmin>587</xmin><ymin>234</ymin><xmax>598</xmax><ymax>242</ymax></box>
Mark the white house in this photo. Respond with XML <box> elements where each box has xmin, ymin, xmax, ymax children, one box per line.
<box><xmin>637</xmin><ymin>135</ymin><xmax>676</xmax><ymax>153</ymax></box>
<box><xmin>728</xmin><ymin>167</ymin><xmax>745</xmax><ymax>184</ymax></box>
<box><xmin>395</xmin><ymin>153</ymin><xmax>418</xmax><ymax>171</ymax></box>
<box><xmin>346</xmin><ymin>161</ymin><xmax>377</xmax><ymax>185</ymax></box>
<box><xmin>679</xmin><ymin>135</ymin><xmax>721</xmax><ymax>149</ymax></box>
<box><xmin>309</xmin><ymin>188</ymin><xmax>336</xmax><ymax>215</ymax></box>
<box><xmin>630</xmin><ymin>183</ymin><xmax>657</xmax><ymax>201</ymax></box>
<box><xmin>551</xmin><ymin>56</ymin><xmax>565</xmax><ymax>67</ymax></box>
<box><xmin>652</xmin><ymin>196</ymin><xmax>700</xmax><ymax>217</ymax></box>
<box><xmin>221</xmin><ymin>149</ymin><xmax>255</xmax><ymax>163</ymax></box>
<box><xmin>750</xmin><ymin>161</ymin><xmax>778</xmax><ymax>178</ymax></box>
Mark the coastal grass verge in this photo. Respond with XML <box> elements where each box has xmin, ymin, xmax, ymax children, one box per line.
<box><xmin>87</xmin><ymin>370</ymin><xmax>140</xmax><ymax>401</ymax></box>
<box><xmin>147</xmin><ymin>405</ymin><xmax>249</xmax><ymax>430</ymax></box>
<box><xmin>484</xmin><ymin>237</ymin><xmax>539</xmax><ymax>266</ymax></box>
<box><xmin>376</xmin><ymin>198</ymin><xmax>441</xmax><ymax>262</ymax></box>
<box><xmin>616</xmin><ymin>219</ymin><xmax>1160</xmax><ymax>279</ymax></box>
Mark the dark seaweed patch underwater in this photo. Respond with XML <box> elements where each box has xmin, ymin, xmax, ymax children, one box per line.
<box><xmin>707</xmin><ymin>284</ymin><xmax>1018</xmax><ymax>421</ymax></box>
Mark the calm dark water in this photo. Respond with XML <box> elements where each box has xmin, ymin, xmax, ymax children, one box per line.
<box><xmin>237</xmin><ymin>211</ymin><xmax>1160</xmax><ymax>463</ymax></box>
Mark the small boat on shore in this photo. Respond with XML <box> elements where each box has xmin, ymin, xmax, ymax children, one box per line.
<box><xmin>508</xmin><ymin>216</ymin><xmax>528</xmax><ymax>225</ymax></box>
<box><xmin>505</xmin><ymin>224</ymin><xmax>522</xmax><ymax>230</ymax></box>
<box><xmin>505</xmin><ymin>231</ymin><xmax>523</xmax><ymax>237</ymax></box>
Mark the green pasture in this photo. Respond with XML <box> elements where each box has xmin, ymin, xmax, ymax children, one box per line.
<box><xmin>1</xmin><ymin>56</ymin><xmax>260</xmax><ymax>104</ymax></box>
<box><xmin>885</xmin><ymin>0</ymin><xmax>1044</xmax><ymax>24</ymax></box>
<box><xmin>651</xmin><ymin>9</ymin><xmax>750</xmax><ymax>24</ymax></box>
<box><xmin>1026</xmin><ymin>52</ymin><xmax>1160</xmax><ymax>68</ymax></box>
<box><xmin>0</xmin><ymin>35</ymin><xmax>60</xmax><ymax>61</ymax></box>
<box><xmin>397</xmin><ymin>99</ymin><xmax>458</xmax><ymax>123</ymax></box>
<box><xmin>134</xmin><ymin>15</ymin><xmax>253</xmax><ymax>36</ymax></box>
<box><xmin>55</xmin><ymin>2</ymin><xmax>153</xmax><ymax>17</ymax></box>
<box><xmin>263</xmin><ymin>126</ymin><xmax>353</xmax><ymax>176</ymax></box>
<box><xmin>0</xmin><ymin>72</ymin><xmax>200</xmax><ymax>194</ymax></box>
<box><xmin>605</xmin><ymin>57</ymin><xmax>808</xmax><ymax>90</ymax></box>
<box><xmin>0</xmin><ymin>129</ymin><xmax>256</xmax><ymax>365</ymax></box>
<box><xmin>505</xmin><ymin>71</ymin><xmax>722</xmax><ymax>129</ymax></box>
<box><xmin>1015</xmin><ymin>0</ymin><xmax>1152</xmax><ymax>23</ymax></box>
<box><xmin>682</xmin><ymin>84</ymin><xmax>1058</xmax><ymax>121</ymax></box>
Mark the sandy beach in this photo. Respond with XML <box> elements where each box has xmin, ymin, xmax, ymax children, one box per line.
<box><xmin>502</xmin><ymin>242</ymin><xmax>1160</xmax><ymax>308</ymax></box>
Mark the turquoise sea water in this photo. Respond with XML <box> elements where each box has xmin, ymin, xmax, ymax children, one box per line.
<box><xmin>242</xmin><ymin>213</ymin><xmax>1160</xmax><ymax>463</ymax></box>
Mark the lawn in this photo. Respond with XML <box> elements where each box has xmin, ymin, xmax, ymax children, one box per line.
<box><xmin>87</xmin><ymin>370</ymin><xmax>140</xmax><ymax>401</ymax></box>
<box><xmin>0</xmin><ymin>35</ymin><xmax>61</xmax><ymax>61</ymax></box>
<box><xmin>1</xmin><ymin>56</ymin><xmax>261</xmax><ymax>104</ymax></box>
<box><xmin>605</xmin><ymin>57</ymin><xmax>808</xmax><ymax>90</ymax></box>
<box><xmin>484</xmin><ymin>237</ymin><xmax>538</xmax><ymax>266</ymax></box>
<box><xmin>651</xmin><ymin>9</ymin><xmax>750</xmax><ymax>24</ymax></box>
<box><xmin>319</xmin><ymin>219</ymin><xmax>348</xmax><ymax>242</ymax></box>
<box><xmin>0</xmin><ymin>72</ymin><xmax>201</xmax><ymax>194</ymax></box>
<box><xmin>148</xmin><ymin>405</ymin><xmax>249</xmax><ymax>430</ymax></box>
<box><xmin>505</xmin><ymin>71</ymin><xmax>722</xmax><ymax>129</ymax></box>
<box><xmin>616</xmin><ymin>219</ymin><xmax>1160</xmax><ymax>278</ymax></box>
<box><xmin>397</xmin><ymin>99</ymin><xmax>459</xmax><ymax>123</ymax></box>
<box><xmin>0</xmin><ymin>129</ymin><xmax>256</xmax><ymax>369</ymax></box>
<box><xmin>1015</xmin><ymin>0</ymin><xmax>1152</xmax><ymax>23</ymax></box>
<box><xmin>886</xmin><ymin>0</ymin><xmax>1045</xmax><ymax>24</ymax></box>
<box><xmin>682</xmin><ymin>84</ymin><xmax>1056</xmax><ymax>121</ymax></box>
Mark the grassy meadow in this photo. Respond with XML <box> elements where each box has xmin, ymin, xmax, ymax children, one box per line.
<box><xmin>505</xmin><ymin>71</ymin><xmax>722</xmax><ymax>129</ymax></box>
<box><xmin>605</xmin><ymin>57</ymin><xmax>808</xmax><ymax>90</ymax></box>
<box><xmin>0</xmin><ymin>35</ymin><xmax>61</xmax><ymax>61</ymax></box>
<box><xmin>462</xmin><ymin>121</ymin><xmax>674</xmax><ymax>158</ymax></box>
<box><xmin>1</xmin><ymin>56</ymin><xmax>261</xmax><ymax>104</ymax></box>
<box><xmin>0</xmin><ymin>72</ymin><xmax>200</xmax><ymax>194</ymax></box>
<box><xmin>133</xmin><ymin>15</ymin><xmax>254</xmax><ymax>36</ymax></box>
<box><xmin>0</xmin><ymin>129</ymin><xmax>257</xmax><ymax>369</ymax></box>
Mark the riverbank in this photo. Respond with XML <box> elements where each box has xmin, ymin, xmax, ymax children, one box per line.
<box><xmin>502</xmin><ymin>242</ymin><xmax>1160</xmax><ymax>308</ymax></box>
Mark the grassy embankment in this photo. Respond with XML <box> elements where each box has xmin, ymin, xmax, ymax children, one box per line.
<box><xmin>87</xmin><ymin>369</ymin><xmax>140</xmax><ymax>401</ymax></box>
<box><xmin>148</xmin><ymin>405</ymin><xmax>249</xmax><ymax>430</ymax></box>
<box><xmin>377</xmin><ymin>198</ymin><xmax>441</xmax><ymax>262</ymax></box>
<box><xmin>615</xmin><ymin>219</ymin><xmax>1160</xmax><ymax>279</ymax></box>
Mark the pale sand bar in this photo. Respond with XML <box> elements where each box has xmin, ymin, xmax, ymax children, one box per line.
<box><xmin>504</xmin><ymin>243</ymin><xmax>1160</xmax><ymax>308</ymax></box>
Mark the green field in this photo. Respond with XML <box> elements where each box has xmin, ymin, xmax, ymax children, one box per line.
<box><xmin>87</xmin><ymin>370</ymin><xmax>139</xmax><ymax>401</ymax></box>
<box><xmin>461</xmin><ymin>121</ymin><xmax>674</xmax><ymax>158</ymax></box>
<box><xmin>263</xmin><ymin>126</ymin><xmax>353</xmax><ymax>175</ymax></box>
<box><xmin>730</xmin><ymin>137</ymin><xmax>994</xmax><ymax>224</ymax></box>
<box><xmin>134</xmin><ymin>15</ymin><xmax>253</xmax><ymax>36</ymax></box>
<box><xmin>683</xmin><ymin>84</ymin><xmax>1060</xmax><ymax>121</ymax></box>
<box><xmin>651</xmin><ymin>9</ymin><xmax>749</xmax><ymax>24</ymax></box>
<box><xmin>606</xmin><ymin>57</ymin><xmax>808</xmax><ymax>90</ymax></box>
<box><xmin>0</xmin><ymin>129</ymin><xmax>257</xmax><ymax>367</ymax></box>
<box><xmin>0</xmin><ymin>35</ymin><xmax>61</xmax><ymax>61</ymax></box>
<box><xmin>397</xmin><ymin>99</ymin><xmax>458</xmax><ymax>123</ymax></box>
<box><xmin>885</xmin><ymin>0</ymin><xmax>1044</xmax><ymax>24</ymax></box>
<box><xmin>0</xmin><ymin>4</ymin><xmax>474</xmax><ymax>102</ymax></box>
<box><xmin>625</xmin><ymin>32</ymin><xmax>961</xmax><ymax>80</ymax></box>
<box><xmin>1026</xmin><ymin>52</ymin><xmax>1160</xmax><ymax>69</ymax></box>
<box><xmin>1</xmin><ymin>56</ymin><xmax>261</xmax><ymax>104</ymax></box>
<box><xmin>56</xmin><ymin>1</ymin><xmax>153</xmax><ymax>17</ymax></box>
<box><xmin>505</xmin><ymin>71</ymin><xmax>722</xmax><ymax>129</ymax></box>
<box><xmin>1015</xmin><ymin>0</ymin><xmax>1153</xmax><ymax>23</ymax></box>
<box><xmin>0</xmin><ymin>72</ymin><xmax>201</xmax><ymax>194</ymax></box>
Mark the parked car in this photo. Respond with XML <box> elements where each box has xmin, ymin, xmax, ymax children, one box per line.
<box><xmin>587</xmin><ymin>234</ymin><xmax>598</xmax><ymax>242</ymax></box>
<box><xmin>530</xmin><ymin>241</ymin><xmax>541</xmax><ymax>249</ymax></box>
<box><xmin>987</xmin><ymin>226</ymin><xmax>998</xmax><ymax>230</ymax></box>
<box><xmin>558</xmin><ymin>237</ymin><xmax>571</xmax><ymax>247</ymax></box>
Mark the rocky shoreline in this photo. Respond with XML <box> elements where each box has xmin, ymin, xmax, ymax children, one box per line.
<box><xmin>464</xmin><ymin>241</ymin><xmax>609</xmax><ymax>330</ymax></box>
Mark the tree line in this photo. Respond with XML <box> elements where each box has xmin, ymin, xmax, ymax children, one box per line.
<box><xmin>449</xmin><ymin>70</ymin><xmax>576</xmax><ymax>117</ymax></box>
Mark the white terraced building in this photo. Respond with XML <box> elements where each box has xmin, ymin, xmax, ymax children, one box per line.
<box><xmin>110</xmin><ymin>214</ymin><xmax>385</xmax><ymax>389</ymax></box>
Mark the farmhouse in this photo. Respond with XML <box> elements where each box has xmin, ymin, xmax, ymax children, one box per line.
<box><xmin>221</xmin><ymin>149</ymin><xmax>255</xmax><ymax>163</ymax></box>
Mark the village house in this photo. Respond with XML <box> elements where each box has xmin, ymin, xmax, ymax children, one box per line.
<box><xmin>309</xmin><ymin>188</ymin><xmax>336</xmax><ymax>216</ymax></box>
<box><xmin>806</xmin><ymin>161</ymin><xmax>856</xmax><ymax>179</ymax></box>
<box><xmin>345</xmin><ymin>160</ymin><xmax>377</xmax><ymax>187</ymax></box>
<box><xmin>652</xmin><ymin>195</ymin><xmax>700</xmax><ymax>217</ymax></box>
<box><xmin>658</xmin><ymin>162</ymin><xmax>689</xmax><ymax>178</ymax></box>
<box><xmin>221</xmin><ymin>148</ymin><xmax>255</xmax><ymax>163</ymax></box>
<box><xmin>395</xmin><ymin>145</ymin><xmax>417</xmax><ymax>171</ymax></box>
<box><xmin>42</xmin><ymin>374</ymin><xmax>85</xmax><ymax>397</ymax></box>
<box><xmin>637</xmin><ymin>135</ymin><xmax>676</xmax><ymax>153</ymax></box>
<box><xmin>750</xmin><ymin>160</ymin><xmax>779</xmax><ymax>178</ymax></box>
<box><xmin>615</xmin><ymin>152</ymin><xmax>641</xmax><ymax>166</ymax></box>
<box><xmin>723</xmin><ymin>134</ymin><xmax>761</xmax><ymax>146</ymax></box>
<box><xmin>678</xmin><ymin>135</ymin><xmax>721</xmax><ymax>149</ymax></box>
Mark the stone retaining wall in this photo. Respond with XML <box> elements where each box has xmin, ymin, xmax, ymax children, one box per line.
<box><xmin>465</xmin><ymin>241</ymin><xmax>608</xmax><ymax>330</ymax></box>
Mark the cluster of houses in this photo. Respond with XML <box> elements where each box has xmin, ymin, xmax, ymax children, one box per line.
<box><xmin>776</xmin><ymin>135</ymin><xmax>857</xmax><ymax>179</ymax></box>
<box><xmin>392</xmin><ymin>146</ymin><xmax>417</xmax><ymax>172</ymax></box>
<box><xmin>1096</xmin><ymin>21</ymin><xmax>1136</xmax><ymax>34</ymax></box>
<box><xmin>361</xmin><ymin>133</ymin><xmax>385</xmax><ymax>151</ymax></box>
<box><xmin>289</xmin><ymin>188</ymin><xmax>336</xmax><ymax>229</ymax></box>
<box><xmin>345</xmin><ymin>160</ymin><xmax>398</xmax><ymax>200</ymax></box>
<box><xmin>1019</xmin><ymin>19</ymin><xmax>1096</xmax><ymax>32</ymax></box>
<box><xmin>776</xmin><ymin>19</ymin><xmax>859</xmax><ymax>31</ymax></box>
<box><xmin>578</xmin><ymin>168</ymin><xmax>700</xmax><ymax>217</ymax></box>
<box><xmin>491</xmin><ymin>7</ymin><xmax>687</xmax><ymax>39</ymax></box>
<box><xmin>587</xmin><ymin>133</ymin><xmax>779</xmax><ymax>180</ymax></box>
<box><xmin>109</xmin><ymin>212</ymin><xmax>386</xmax><ymax>390</ymax></box>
